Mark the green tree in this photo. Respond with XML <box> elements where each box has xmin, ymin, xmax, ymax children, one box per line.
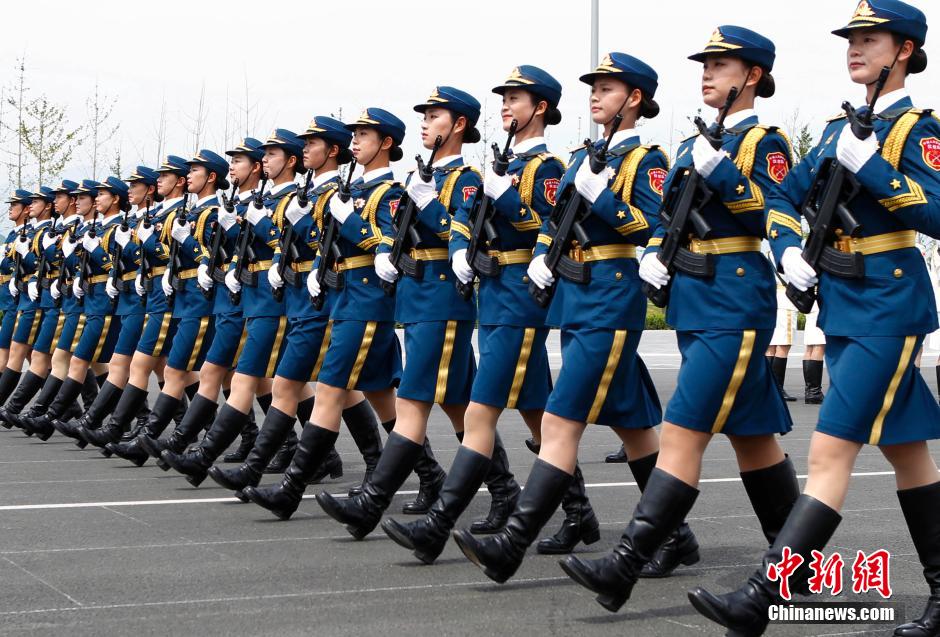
<box><xmin>21</xmin><ymin>95</ymin><xmax>82</xmax><ymax>185</ymax></box>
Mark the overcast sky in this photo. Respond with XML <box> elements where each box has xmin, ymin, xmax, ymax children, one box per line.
<box><xmin>1</xmin><ymin>0</ymin><xmax>937</xmax><ymax>190</ymax></box>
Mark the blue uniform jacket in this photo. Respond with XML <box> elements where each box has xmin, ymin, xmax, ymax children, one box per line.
<box><xmin>766</xmin><ymin>97</ymin><xmax>940</xmax><ymax>336</ymax></box>
<box><xmin>171</xmin><ymin>196</ymin><xmax>218</xmax><ymax>319</ymax></box>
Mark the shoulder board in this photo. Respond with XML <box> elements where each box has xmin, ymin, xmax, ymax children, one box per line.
<box><xmin>725</xmin><ymin>121</ymin><xmax>759</xmax><ymax>136</ymax></box>
<box><xmin>608</xmin><ymin>140</ymin><xmax>642</xmax><ymax>158</ymax></box>
<box><xmin>826</xmin><ymin>112</ymin><xmax>847</xmax><ymax>122</ymax></box>
<box><xmin>878</xmin><ymin>106</ymin><xmax>916</xmax><ymax>122</ymax></box>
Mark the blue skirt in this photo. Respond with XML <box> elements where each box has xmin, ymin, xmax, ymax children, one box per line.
<box><xmin>12</xmin><ymin>309</ymin><xmax>41</xmax><ymax>345</ymax></box>
<box><xmin>818</xmin><ymin>335</ymin><xmax>940</xmax><ymax>446</ymax></box>
<box><xmin>234</xmin><ymin>316</ymin><xmax>289</xmax><ymax>378</ymax></box>
<box><xmin>136</xmin><ymin>312</ymin><xmax>178</xmax><ymax>358</ymax></box>
<box><xmin>167</xmin><ymin>316</ymin><xmax>215</xmax><ymax>372</ymax></box>
<box><xmin>204</xmin><ymin>311</ymin><xmax>245</xmax><ymax>368</ymax></box>
<box><xmin>665</xmin><ymin>329</ymin><xmax>792</xmax><ymax>436</ymax></box>
<box><xmin>113</xmin><ymin>313</ymin><xmax>145</xmax><ymax>357</ymax></box>
<box><xmin>0</xmin><ymin>311</ymin><xmax>16</xmax><ymax>348</ymax></box>
<box><xmin>32</xmin><ymin>309</ymin><xmax>62</xmax><ymax>354</ymax></box>
<box><xmin>275</xmin><ymin>316</ymin><xmax>331</xmax><ymax>382</ymax></box>
<box><xmin>317</xmin><ymin>320</ymin><xmax>402</xmax><ymax>392</ymax></box>
<box><xmin>55</xmin><ymin>313</ymin><xmax>85</xmax><ymax>353</ymax></box>
<box><xmin>72</xmin><ymin>315</ymin><xmax>122</xmax><ymax>363</ymax></box>
<box><xmin>398</xmin><ymin>320</ymin><xmax>475</xmax><ymax>405</ymax></box>
<box><xmin>470</xmin><ymin>325</ymin><xmax>551</xmax><ymax>411</ymax></box>
<box><xmin>546</xmin><ymin>327</ymin><xmax>661</xmax><ymax>428</ymax></box>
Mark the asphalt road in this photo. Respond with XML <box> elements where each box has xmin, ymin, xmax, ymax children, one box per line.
<box><xmin>0</xmin><ymin>332</ymin><xmax>937</xmax><ymax>637</ymax></box>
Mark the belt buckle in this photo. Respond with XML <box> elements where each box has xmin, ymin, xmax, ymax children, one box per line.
<box><xmin>569</xmin><ymin>246</ymin><xmax>584</xmax><ymax>263</ymax></box>
<box><xmin>834</xmin><ymin>237</ymin><xmax>853</xmax><ymax>254</ymax></box>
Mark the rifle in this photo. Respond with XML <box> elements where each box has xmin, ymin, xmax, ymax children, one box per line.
<box><xmin>456</xmin><ymin>119</ymin><xmax>518</xmax><ymax>301</ymax></box>
<box><xmin>641</xmin><ymin>88</ymin><xmax>739</xmax><ymax>308</ymax></box>
<box><xmin>273</xmin><ymin>169</ymin><xmax>313</xmax><ymax>302</ymax></box>
<box><xmin>76</xmin><ymin>206</ymin><xmax>100</xmax><ymax>306</ymax></box>
<box><xmin>311</xmin><ymin>160</ymin><xmax>357</xmax><ymax>311</ymax></box>
<box><xmin>230</xmin><ymin>172</ymin><xmax>268</xmax><ymax>305</ymax></box>
<box><xmin>381</xmin><ymin>135</ymin><xmax>443</xmax><ymax>296</ymax></box>
<box><xmin>137</xmin><ymin>196</ymin><xmax>153</xmax><ymax>306</ymax></box>
<box><xmin>11</xmin><ymin>219</ymin><xmax>29</xmax><ymax>296</ymax></box>
<box><xmin>528</xmin><ymin>114</ymin><xmax>623</xmax><ymax>308</ymax></box>
<box><xmin>107</xmin><ymin>203</ymin><xmax>133</xmax><ymax>308</ymax></box>
<box><xmin>54</xmin><ymin>217</ymin><xmax>81</xmax><ymax>308</ymax></box>
<box><xmin>785</xmin><ymin>66</ymin><xmax>890</xmax><ymax>313</ymax></box>
<box><xmin>205</xmin><ymin>178</ymin><xmax>239</xmax><ymax>299</ymax></box>
<box><xmin>165</xmin><ymin>192</ymin><xmax>189</xmax><ymax>309</ymax></box>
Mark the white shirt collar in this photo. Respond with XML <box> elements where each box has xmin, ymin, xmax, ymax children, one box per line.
<box><xmin>361</xmin><ymin>167</ymin><xmax>392</xmax><ymax>183</ymax></box>
<box><xmin>13</xmin><ymin>223</ymin><xmax>24</xmax><ymax>232</ymax></box>
<box><xmin>871</xmin><ymin>87</ymin><xmax>910</xmax><ymax>111</ymax></box>
<box><xmin>269</xmin><ymin>181</ymin><xmax>294</xmax><ymax>197</ymax></box>
<box><xmin>723</xmin><ymin>108</ymin><xmax>757</xmax><ymax>129</ymax></box>
<box><xmin>432</xmin><ymin>154</ymin><xmax>462</xmax><ymax>169</ymax></box>
<box><xmin>313</xmin><ymin>170</ymin><xmax>339</xmax><ymax>189</ymax></box>
<box><xmin>236</xmin><ymin>189</ymin><xmax>253</xmax><ymax>203</ymax></box>
<box><xmin>60</xmin><ymin>214</ymin><xmax>79</xmax><ymax>226</ymax></box>
<box><xmin>162</xmin><ymin>196</ymin><xmax>182</xmax><ymax>209</ymax></box>
<box><xmin>607</xmin><ymin>128</ymin><xmax>639</xmax><ymax>148</ymax></box>
<box><xmin>196</xmin><ymin>194</ymin><xmax>215</xmax><ymax>207</ymax></box>
<box><xmin>513</xmin><ymin>136</ymin><xmax>546</xmax><ymax>155</ymax></box>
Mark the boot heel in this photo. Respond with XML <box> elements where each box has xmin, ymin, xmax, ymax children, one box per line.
<box><xmin>681</xmin><ymin>548</ymin><xmax>701</xmax><ymax>566</ymax></box>
<box><xmin>595</xmin><ymin>592</ymin><xmax>628</xmax><ymax>613</ymax></box>
<box><xmin>185</xmin><ymin>473</ymin><xmax>207</xmax><ymax>487</ymax></box>
<box><xmin>330</xmin><ymin>466</ymin><xmax>344</xmax><ymax>479</ymax></box>
<box><xmin>582</xmin><ymin>526</ymin><xmax>601</xmax><ymax>545</ymax></box>
<box><xmin>156</xmin><ymin>459</ymin><xmax>170</xmax><ymax>471</ymax></box>
<box><xmin>75</xmin><ymin>438</ymin><xmax>87</xmax><ymax>449</ymax></box>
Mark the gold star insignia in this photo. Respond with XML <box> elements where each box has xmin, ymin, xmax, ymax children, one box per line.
<box><xmin>617</xmin><ymin>211</ymin><xmax>626</xmax><ymax>219</ymax></box>
<box><xmin>770</xmin><ymin>229</ymin><xmax>779</xmax><ymax>239</ymax></box>
<box><xmin>440</xmin><ymin>218</ymin><xmax>448</xmax><ymax>226</ymax></box>
<box><xmin>890</xmin><ymin>178</ymin><xmax>902</xmax><ymax>190</ymax></box>
<box><xmin>736</xmin><ymin>184</ymin><xmax>746</xmax><ymax>195</ymax></box>
<box><xmin>519</xmin><ymin>209</ymin><xmax>527</xmax><ymax>216</ymax></box>
<box><xmin>360</xmin><ymin>228</ymin><xmax>367</xmax><ymax>235</ymax></box>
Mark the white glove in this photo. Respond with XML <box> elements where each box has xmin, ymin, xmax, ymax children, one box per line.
<box><xmin>13</xmin><ymin>236</ymin><xmax>29</xmax><ymax>256</ymax></box>
<box><xmin>268</xmin><ymin>263</ymin><xmax>284</xmax><ymax>289</ymax></box>
<box><xmin>483</xmin><ymin>168</ymin><xmax>513</xmax><ymax>201</ymax></box>
<box><xmin>836</xmin><ymin>124</ymin><xmax>879</xmax><ymax>173</ymax></box>
<box><xmin>218</xmin><ymin>208</ymin><xmax>237</xmax><ymax>231</ymax></box>
<box><xmin>526</xmin><ymin>254</ymin><xmax>555</xmax><ymax>290</ymax></box>
<box><xmin>574</xmin><ymin>160</ymin><xmax>613</xmax><ymax>204</ymax></box>
<box><xmin>330</xmin><ymin>196</ymin><xmax>354</xmax><ymax>224</ymax></box>
<box><xmin>780</xmin><ymin>246</ymin><xmax>819</xmax><ymax>292</ymax></box>
<box><xmin>407</xmin><ymin>176</ymin><xmax>437</xmax><ymax>210</ymax></box>
<box><xmin>246</xmin><ymin>205</ymin><xmax>270</xmax><ymax>226</ymax></box>
<box><xmin>72</xmin><ymin>278</ymin><xmax>85</xmax><ymax>298</ymax></box>
<box><xmin>285</xmin><ymin>197</ymin><xmax>311</xmax><ymax>225</ymax></box>
<box><xmin>62</xmin><ymin>236</ymin><xmax>78</xmax><ymax>258</ymax></box>
<box><xmin>225</xmin><ymin>269</ymin><xmax>241</xmax><ymax>294</ymax></box>
<box><xmin>197</xmin><ymin>263</ymin><xmax>213</xmax><ymax>291</ymax></box>
<box><xmin>638</xmin><ymin>252</ymin><xmax>670</xmax><ymax>289</ymax></box>
<box><xmin>81</xmin><ymin>234</ymin><xmax>101</xmax><ymax>253</ymax></box>
<box><xmin>374</xmin><ymin>252</ymin><xmax>399</xmax><ymax>283</ymax></box>
<box><xmin>115</xmin><ymin>226</ymin><xmax>134</xmax><ymax>248</ymax></box>
<box><xmin>691</xmin><ymin>135</ymin><xmax>725</xmax><ymax>178</ymax></box>
<box><xmin>8</xmin><ymin>279</ymin><xmax>17</xmax><ymax>297</ymax></box>
<box><xmin>135</xmin><ymin>273</ymin><xmax>146</xmax><ymax>297</ymax></box>
<box><xmin>161</xmin><ymin>270</ymin><xmax>173</xmax><ymax>296</ymax></box>
<box><xmin>51</xmin><ymin>279</ymin><xmax>61</xmax><ymax>300</ymax></box>
<box><xmin>41</xmin><ymin>233</ymin><xmax>57</xmax><ymax>250</ymax></box>
<box><xmin>451</xmin><ymin>249</ymin><xmax>474</xmax><ymax>284</ymax></box>
<box><xmin>170</xmin><ymin>220</ymin><xmax>191</xmax><ymax>243</ymax></box>
<box><xmin>106</xmin><ymin>278</ymin><xmax>119</xmax><ymax>299</ymax></box>
<box><xmin>136</xmin><ymin>223</ymin><xmax>154</xmax><ymax>244</ymax></box>
<box><xmin>27</xmin><ymin>280</ymin><xmax>39</xmax><ymax>301</ymax></box>
<box><xmin>307</xmin><ymin>268</ymin><xmax>321</xmax><ymax>298</ymax></box>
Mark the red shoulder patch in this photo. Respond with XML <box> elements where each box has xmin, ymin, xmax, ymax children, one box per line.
<box><xmin>920</xmin><ymin>137</ymin><xmax>940</xmax><ymax>171</ymax></box>
<box><xmin>389</xmin><ymin>198</ymin><xmax>401</xmax><ymax>217</ymax></box>
<box><xmin>647</xmin><ymin>168</ymin><xmax>667</xmax><ymax>196</ymax></box>
<box><xmin>543</xmin><ymin>178</ymin><xmax>560</xmax><ymax>207</ymax></box>
<box><xmin>766</xmin><ymin>152</ymin><xmax>789</xmax><ymax>184</ymax></box>
<box><xmin>461</xmin><ymin>186</ymin><xmax>478</xmax><ymax>202</ymax></box>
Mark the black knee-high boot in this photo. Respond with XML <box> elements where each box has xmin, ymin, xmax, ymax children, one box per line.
<box><xmin>80</xmin><ymin>369</ymin><xmax>99</xmax><ymax>411</ymax></box>
<box><xmin>140</xmin><ymin>393</ymin><xmax>211</xmax><ymax>460</ymax></box>
<box><xmin>0</xmin><ymin>367</ymin><xmax>22</xmax><ymax>406</ymax></box>
<box><xmin>894</xmin><ymin>481</ymin><xmax>940</xmax><ymax>637</ymax></box>
<box><xmin>741</xmin><ymin>456</ymin><xmax>801</xmax><ymax>546</ymax></box>
<box><xmin>346</xmin><ymin>412</ymin><xmax>385</xmax><ymax>497</ymax></box>
<box><xmin>222</xmin><ymin>391</ymin><xmax>261</xmax><ymax>462</ymax></box>
<box><xmin>536</xmin><ymin>464</ymin><xmax>600</xmax><ymax>554</ymax></box>
<box><xmin>803</xmin><ymin>359</ymin><xmax>825</xmax><ymax>404</ymax></box>
<box><xmin>634</xmin><ymin>452</ymin><xmax>701</xmax><ymax>578</ymax></box>
<box><xmin>316</xmin><ymin>432</ymin><xmax>426</xmax><ymax>539</ymax></box>
<box><xmin>771</xmin><ymin>355</ymin><xmax>796</xmax><ymax>401</ymax></box>
<box><xmin>14</xmin><ymin>375</ymin><xmax>62</xmax><ymax>435</ymax></box>
<box><xmin>57</xmin><ymin>381</ymin><xmax>124</xmax><ymax>441</ymax></box>
<box><xmin>0</xmin><ymin>371</ymin><xmax>44</xmax><ymax>428</ymax></box>
<box><xmin>107</xmin><ymin>391</ymin><xmax>186</xmax><ymax>466</ymax></box>
<box><xmin>265</xmin><ymin>395</ymin><xmax>314</xmax><ymax>474</ymax></box>
<box><xmin>688</xmin><ymin>495</ymin><xmax>841</xmax><ymax>634</ymax></box>
<box><xmin>29</xmin><ymin>377</ymin><xmax>84</xmax><ymax>441</ymax></box>
<box><xmin>561</xmin><ymin>469</ymin><xmax>699</xmax><ymax>611</ymax></box>
<box><xmin>81</xmin><ymin>384</ymin><xmax>150</xmax><ymax>448</ymax></box>
<box><xmin>161</xmin><ymin>404</ymin><xmax>249</xmax><ymax>486</ymax></box>
<box><xmin>468</xmin><ymin>432</ymin><xmax>521</xmax><ymax>534</ymax></box>
<box><xmin>399</xmin><ymin>421</ymin><xmax>447</xmax><ymax>515</ymax></box>
<box><xmin>383</xmin><ymin>445</ymin><xmax>492</xmax><ymax>564</ymax></box>
<box><xmin>243</xmin><ymin>424</ymin><xmax>341</xmax><ymax>520</ymax></box>
<box><xmin>453</xmin><ymin>458</ymin><xmax>572</xmax><ymax>583</ymax></box>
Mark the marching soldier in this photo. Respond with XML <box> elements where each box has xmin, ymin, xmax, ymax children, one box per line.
<box><xmin>690</xmin><ymin>4</ymin><xmax>940</xmax><ymax>636</ymax></box>
<box><xmin>316</xmin><ymin>89</ymin><xmax>491</xmax><ymax>537</ymax></box>
<box><xmin>452</xmin><ymin>52</ymin><xmax>678</xmax><ymax>584</ymax></box>
<box><xmin>245</xmin><ymin>108</ymin><xmax>405</xmax><ymax>519</ymax></box>
<box><xmin>161</xmin><ymin>130</ymin><xmax>305</xmax><ymax>485</ymax></box>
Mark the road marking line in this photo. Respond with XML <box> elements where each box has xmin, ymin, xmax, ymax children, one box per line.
<box><xmin>0</xmin><ymin>470</ymin><xmax>897</xmax><ymax>511</ymax></box>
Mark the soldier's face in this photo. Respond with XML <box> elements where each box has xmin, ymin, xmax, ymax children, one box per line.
<box><xmin>589</xmin><ymin>78</ymin><xmax>633</xmax><ymax>125</ymax></box>
<box><xmin>351</xmin><ymin>127</ymin><xmax>388</xmax><ymax>163</ymax></box>
<box><xmin>303</xmin><ymin>138</ymin><xmax>330</xmax><ymax>169</ymax></box>
<box><xmin>846</xmin><ymin>29</ymin><xmax>905</xmax><ymax>84</ymax></box>
<box><xmin>187</xmin><ymin>165</ymin><xmax>209</xmax><ymax>194</ymax></box>
<box><xmin>701</xmin><ymin>55</ymin><xmax>750</xmax><ymax>109</ymax></box>
<box><xmin>420</xmin><ymin>107</ymin><xmax>459</xmax><ymax>149</ymax></box>
<box><xmin>8</xmin><ymin>203</ymin><xmax>25</xmax><ymax>223</ymax></box>
<box><xmin>127</xmin><ymin>182</ymin><xmax>149</xmax><ymax>206</ymax></box>
<box><xmin>28</xmin><ymin>199</ymin><xmax>45</xmax><ymax>218</ymax></box>
<box><xmin>262</xmin><ymin>148</ymin><xmax>288</xmax><ymax>177</ymax></box>
<box><xmin>156</xmin><ymin>173</ymin><xmax>181</xmax><ymax>198</ymax></box>
<box><xmin>501</xmin><ymin>88</ymin><xmax>543</xmax><ymax>132</ymax></box>
<box><xmin>53</xmin><ymin>193</ymin><xmax>72</xmax><ymax>215</ymax></box>
<box><xmin>76</xmin><ymin>195</ymin><xmax>94</xmax><ymax>216</ymax></box>
<box><xmin>95</xmin><ymin>190</ymin><xmax>116</xmax><ymax>213</ymax></box>
<box><xmin>229</xmin><ymin>154</ymin><xmax>256</xmax><ymax>186</ymax></box>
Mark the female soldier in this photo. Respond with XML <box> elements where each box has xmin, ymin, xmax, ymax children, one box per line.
<box><xmin>380</xmin><ymin>66</ymin><xmax>596</xmax><ymax>563</ymax></box>
<box><xmin>689</xmin><ymin>4</ymin><xmax>940</xmax><ymax>636</ymax></box>
<box><xmin>242</xmin><ymin>108</ymin><xmax>405</xmax><ymax>520</ymax></box>
<box><xmin>0</xmin><ymin>192</ymin><xmax>32</xmax><ymax>387</ymax></box>
<box><xmin>452</xmin><ymin>52</ymin><xmax>685</xmax><ymax>584</ymax></box>
<box><xmin>560</xmin><ymin>28</ymin><xmax>801</xmax><ymax>611</ymax></box>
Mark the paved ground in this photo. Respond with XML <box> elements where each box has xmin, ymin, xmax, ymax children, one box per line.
<box><xmin>0</xmin><ymin>332</ymin><xmax>937</xmax><ymax>637</ymax></box>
